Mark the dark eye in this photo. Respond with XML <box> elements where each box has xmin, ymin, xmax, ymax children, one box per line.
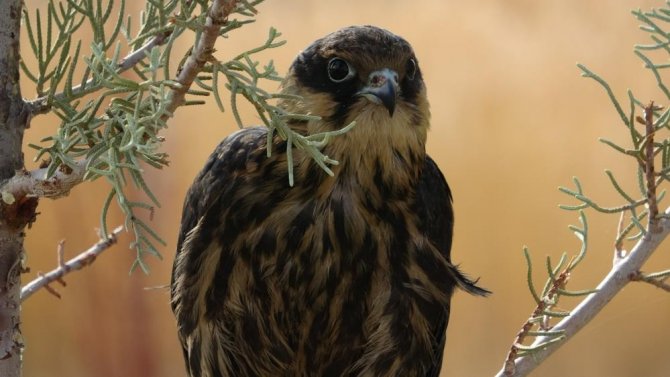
<box><xmin>327</xmin><ymin>58</ymin><xmax>355</xmax><ymax>82</ymax></box>
<box><xmin>406</xmin><ymin>58</ymin><xmax>417</xmax><ymax>80</ymax></box>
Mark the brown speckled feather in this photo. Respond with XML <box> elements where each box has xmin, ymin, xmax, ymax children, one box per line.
<box><xmin>171</xmin><ymin>25</ymin><xmax>488</xmax><ymax>377</ymax></box>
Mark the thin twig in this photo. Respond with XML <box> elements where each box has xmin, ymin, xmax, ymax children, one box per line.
<box><xmin>642</xmin><ymin>101</ymin><xmax>662</xmax><ymax>232</ymax></box>
<box><xmin>630</xmin><ymin>270</ymin><xmax>670</xmax><ymax>292</ymax></box>
<box><xmin>614</xmin><ymin>211</ymin><xmax>627</xmax><ymax>262</ymax></box>
<box><xmin>502</xmin><ymin>268</ymin><xmax>570</xmax><ymax>375</ymax></box>
<box><xmin>57</xmin><ymin>240</ymin><xmax>65</xmax><ymax>267</ymax></box>
<box><xmin>20</xmin><ymin>226</ymin><xmax>123</xmax><ymax>302</ymax></box>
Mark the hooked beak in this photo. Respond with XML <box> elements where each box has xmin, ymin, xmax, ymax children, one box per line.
<box><xmin>357</xmin><ymin>68</ymin><xmax>399</xmax><ymax>116</ymax></box>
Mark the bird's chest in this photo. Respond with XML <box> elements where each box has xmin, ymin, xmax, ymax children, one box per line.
<box><xmin>224</xmin><ymin>180</ymin><xmax>446</xmax><ymax>373</ymax></box>
<box><xmin>259</xmin><ymin>186</ymin><xmax>416</xmax><ymax>301</ymax></box>
<box><xmin>199</xmin><ymin>160</ymin><xmax>449</xmax><ymax>376</ymax></box>
<box><xmin>237</xmin><ymin>178</ymin><xmax>427</xmax><ymax>326</ymax></box>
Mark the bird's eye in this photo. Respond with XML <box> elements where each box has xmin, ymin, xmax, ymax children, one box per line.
<box><xmin>327</xmin><ymin>58</ymin><xmax>355</xmax><ymax>83</ymax></box>
<box><xmin>406</xmin><ymin>58</ymin><xmax>417</xmax><ymax>80</ymax></box>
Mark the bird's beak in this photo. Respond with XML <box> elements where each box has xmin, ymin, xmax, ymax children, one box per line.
<box><xmin>357</xmin><ymin>68</ymin><xmax>399</xmax><ymax>116</ymax></box>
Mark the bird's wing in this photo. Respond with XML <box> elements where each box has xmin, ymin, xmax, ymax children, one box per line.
<box><xmin>173</xmin><ymin>127</ymin><xmax>268</xmax><ymax>267</ymax></box>
<box><xmin>415</xmin><ymin>155</ymin><xmax>490</xmax><ymax>376</ymax></box>
<box><xmin>415</xmin><ymin>155</ymin><xmax>455</xmax><ymax>261</ymax></box>
<box><xmin>170</xmin><ymin>126</ymin><xmax>270</xmax><ymax>326</ymax></box>
<box><xmin>416</xmin><ymin>155</ymin><xmax>488</xmax><ymax>295</ymax></box>
<box><xmin>170</xmin><ymin>126</ymin><xmax>276</xmax><ymax>374</ymax></box>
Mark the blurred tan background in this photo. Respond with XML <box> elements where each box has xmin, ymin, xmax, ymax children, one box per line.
<box><xmin>18</xmin><ymin>0</ymin><xmax>670</xmax><ymax>376</ymax></box>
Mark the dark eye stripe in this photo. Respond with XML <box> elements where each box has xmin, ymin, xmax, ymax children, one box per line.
<box><xmin>291</xmin><ymin>41</ymin><xmax>424</xmax><ymax>125</ymax></box>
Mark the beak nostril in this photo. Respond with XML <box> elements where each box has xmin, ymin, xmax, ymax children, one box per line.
<box><xmin>371</xmin><ymin>75</ymin><xmax>385</xmax><ymax>86</ymax></box>
<box><xmin>358</xmin><ymin>68</ymin><xmax>399</xmax><ymax>116</ymax></box>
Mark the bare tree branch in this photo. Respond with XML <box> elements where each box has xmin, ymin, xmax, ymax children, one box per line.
<box><xmin>0</xmin><ymin>160</ymin><xmax>87</xmax><ymax>201</ymax></box>
<box><xmin>0</xmin><ymin>0</ymin><xmax>30</xmax><ymax>374</ymax></box>
<box><xmin>163</xmin><ymin>0</ymin><xmax>239</xmax><ymax>118</ymax></box>
<box><xmin>495</xmin><ymin>213</ymin><xmax>670</xmax><ymax>377</ymax></box>
<box><xmin>21</xmin><ymin>226</ymin><xmax>123</xmax><ymax>302</ymax></box>
<box><xmin>502</xmin><ymin>265</ymin><xmax>570</xmax><ymax>375</ymax></box>
<box><xmin>497</xmin><ymin>101</ymin><xmax>670</xmax><ymax>377</ymax></box>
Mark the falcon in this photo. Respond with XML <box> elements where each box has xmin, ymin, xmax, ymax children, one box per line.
<box><xmin>171</xmin><ymin>25</ymin><xmax>488</xmax><ymax>377</ymax></box>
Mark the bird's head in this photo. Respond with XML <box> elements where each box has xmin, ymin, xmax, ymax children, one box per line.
<box><xmin>280</xmin><ymin>26</ymin><xmax>430</xmax><ymax>166</ymax></box>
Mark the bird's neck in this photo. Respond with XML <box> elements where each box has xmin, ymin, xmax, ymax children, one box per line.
<box><xmin>297</xmin><ymin>107</ymin><xmax>428</xmax><ymax>197</ymax></box>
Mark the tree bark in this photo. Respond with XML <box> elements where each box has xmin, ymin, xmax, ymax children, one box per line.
<box><xmin>0</xmin><ymin>1</ymin><xmax>32</xmax><ymax>376</ymax></box>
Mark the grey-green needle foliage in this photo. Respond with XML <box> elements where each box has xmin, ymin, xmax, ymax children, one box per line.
<box><xmin>21</xmin><ymin>0</ymin><xmax>344</xmax><ymax>271</ymax></box>
<box><xmin>517</xmin><ymin>1</ymin><xmax>670</xmax><ymax>357</ymax></box>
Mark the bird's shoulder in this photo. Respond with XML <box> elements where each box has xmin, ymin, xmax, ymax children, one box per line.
<box><xmin>177</xmin><ymin>127</ymin><xmax>272</xmax><ymax>249</ymax></box>
<box><xmin>197</xmin><ymin>126</ymin><xmax>269</xmax><ymax>183</ymax></box>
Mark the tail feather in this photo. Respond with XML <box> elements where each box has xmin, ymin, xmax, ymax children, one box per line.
<box><xmin>449</xmin><ymin>264</ymin><xmax>491</xmax><ymax>296</ymax></box>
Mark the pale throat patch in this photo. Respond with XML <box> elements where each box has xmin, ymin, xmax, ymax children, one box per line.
<box><xmin>309</xmin><ymin>96</ymin><xmax>429</xmax><ymax>166</ymax></box>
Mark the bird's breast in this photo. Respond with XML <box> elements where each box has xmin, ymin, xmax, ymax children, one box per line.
<box><xmin>214</xmin><ymin>166</ymin><xmax>444</xmax><ymax>371</ymax></box>
<box><xmin>177</xmin><ymin>138</ymin><xmax>452</xmax><ymax>376</ymax></box>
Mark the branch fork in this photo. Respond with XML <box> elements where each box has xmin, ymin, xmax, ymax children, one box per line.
<box><xmin>498</xmin><ymin>99</ymin><xmax>670</xmax><ymax>377</ymax></box>
<box><xmin>0</xmin><ymin>160</ymin><xmax>88</xmax><ymax>201</ymax></box>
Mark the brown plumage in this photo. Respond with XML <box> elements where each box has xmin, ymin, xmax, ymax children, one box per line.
<box><xmin>171</xmin><ymin>25</ymin><xmax>488</xmax><ymax>377</ymax></box>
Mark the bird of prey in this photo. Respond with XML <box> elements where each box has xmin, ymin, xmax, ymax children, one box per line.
<box><xmin>171</xmin><ymin>25</ymin><xmax>488</xmax><ymax>377</ymax></box>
